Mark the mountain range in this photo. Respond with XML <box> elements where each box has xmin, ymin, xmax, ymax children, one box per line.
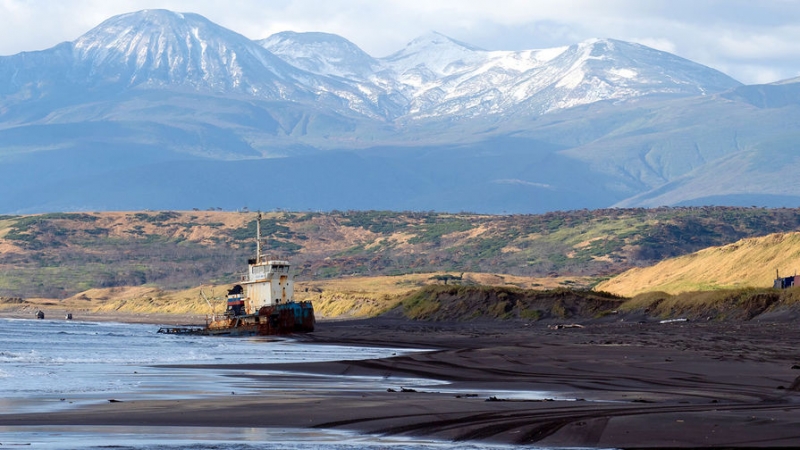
<box><xmin>0</xmin><ymin>9</ymin><xmax>798</xmax><ymax>214</ymax></box>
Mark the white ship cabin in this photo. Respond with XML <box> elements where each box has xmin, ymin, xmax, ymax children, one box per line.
<box><xmin>242</xmin><ymin>258</ymin><xmax>295</xmax><ymax>313</ymax></box>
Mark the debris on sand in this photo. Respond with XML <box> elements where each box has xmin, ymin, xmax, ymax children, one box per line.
<box><xmin>548</xmin><ymin>323</ymin><xmax>584</xmax><ymax>330</ymax></box>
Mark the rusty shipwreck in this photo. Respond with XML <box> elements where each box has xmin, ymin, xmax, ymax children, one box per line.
<box><xmin>159</xmin><ymin>214</ymin><xmax>315</xmax><ymax>336</ymax></box>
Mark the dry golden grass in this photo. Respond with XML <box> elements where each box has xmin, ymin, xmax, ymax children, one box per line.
<box><xmin>298</xmin><ymin>272</ymin><xmax>593</xmax><ymax>319</ymax></box>
<box><xmin>0</xmin><ymin>217</ymin><xmax>23</xmax><ymax>253</ymax></box>
<box><xmin>88</xmin><ymin>211</ymin><xmax>251</xmax><ymax>244</ymax></box>
<box><xmin>597</xmin><ymin>232</ymin><xmax>800</xmax><ymax>297</ymax></box>
<box><xmin>0</xmin><ymin>284</ymin><xmax>226</xmax><ymax>320</ymax></box>
<box><xmin>441</xmin><ymin>225</ymin><xmax>490</xmax><ymax>248</ymax></box>
<box><xmin>0</xmin><ymin>272</ymin><xmax>596</xmax><ymax>321</ymax></box>
<box><xmin>87</xmin><ymin>285</ymin><xmax>217</xmax><ymax>316</ymax></box>
<box><xmin>0</xmin><ymin>242</ymin><xmax>22</xmax><ymax>254</ymax></box>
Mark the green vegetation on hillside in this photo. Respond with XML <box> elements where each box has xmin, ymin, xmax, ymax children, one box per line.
<box><xmin>401</xmin><ymin>285</ymin><xmax>624</xmax><ymax>321</ymax></box>
<box><xmin>394</xmin><ymin>284</ymin><xmax>800</xmax><ymax>323</ymax></box>
<box><xmin>620</xmin><ymin>286</ymin><xmax>800</xmax><ymax>321</ymax></box>
<box><xmin>2</xmin><ymin>206</ymin><xmax>800</xmax><ymax>298</ymax></box>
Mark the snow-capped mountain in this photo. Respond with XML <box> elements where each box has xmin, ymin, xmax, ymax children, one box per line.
<box><xmin>380</xmin><ymin>35</ymin><xmax>741</xmax><ymax>117</ymax></box>
<box><xmin>258</xmin><ymin>31</ymin><xmax>382</xmax><ymax>81</ymax></box>
<box><xmin>0</xmin><ymin>10</ymin><xmax>402</xmax><ymax>119</ymax></box>
<box><xmin>6</xmin><ymin>9</ymin><xmax>793</xmax><ymax>216</ymax></box>
<box><xmin>383</xmin><ymin>31</ymin><xmax>487</xmax><ymax>80</ymax></box>
<box><xmin>256</xmin><ymin>30</ymin><xmax>407</xmax><ymax>118</ymax></box>
<box><xmin>0</xmin><ymin>10</ymin><xmax>742</xmax><ymax>121</ymax></box>
<box><xmin>72</xmin><ymin>9</ymin><xmax>305</xmax><ymax>95</ymax></box>
<box><xmin>258</xmin><ymin>30</ymin><xmax>741</xmax><ymax>119</ymax></box>
<box><xmin>258</xmin><ymin>29</ymin><xmax>747</xmax><ymax>120</ymax></box>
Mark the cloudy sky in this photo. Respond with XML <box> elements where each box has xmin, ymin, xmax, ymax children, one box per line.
<box><xmin>0</xmin><ymin>0</ymin><xmax>797</xmax><ymax>84</ymax></box>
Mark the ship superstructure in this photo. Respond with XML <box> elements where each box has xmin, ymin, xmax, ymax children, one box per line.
<box><xmin>241</xmin><ymin>257</ymin><xmax>294</xmax><ymax>313</ymax></box>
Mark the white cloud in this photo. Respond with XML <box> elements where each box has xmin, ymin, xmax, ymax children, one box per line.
<box><xmin>0</xmin><ymin>0</ymin><xmax>798</xmax><ymax>83</ymax></box>
<box><xmin>714</xmin><ymin>28</ymin><xmax>800</xmax><ymax>60</ymax></box>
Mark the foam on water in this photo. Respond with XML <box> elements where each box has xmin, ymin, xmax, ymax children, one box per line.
<box><xmin>0</xmin><ymin>318</ymin><xmax>425</xmax><ymax>401</ymax></box>
<box><xmin>0</xmin><ymin>318</ymin><xmax>610</xmax><ymax>449</ymax></box>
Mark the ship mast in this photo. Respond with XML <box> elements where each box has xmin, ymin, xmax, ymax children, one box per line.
<box><xmin>256</xmin><ymin>212</ymin><xmax>262</xmax><ymax>263</ymax></box>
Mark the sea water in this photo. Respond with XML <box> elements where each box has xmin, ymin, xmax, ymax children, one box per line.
<box><xmin>0</xmin><ymin>318</ymin><xmax>536</xmax><ymax>449</ymax></box>
<box><xmin>0</xmin><ymin>318</ymin><xmax>436</xmax><ymax>405</ymax></box>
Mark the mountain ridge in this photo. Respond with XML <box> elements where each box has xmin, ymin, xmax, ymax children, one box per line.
<box><xmin>25</xmin><ymin>8</ymin><xmax>736</xmax><ymax>122</ymax></box>
<box><xmin>1</xmin><ymin>9</ymin><xmax>798</xmax><ymax>214</ymax></box>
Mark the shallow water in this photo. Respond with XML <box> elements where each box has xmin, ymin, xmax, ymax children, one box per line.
<box><xmin>0</xmin><ymin>425</ymin><xmax>527</xmax><ymax>449</ymax></box>
<box><xmin>0</xmin><ymin>318</ymin><xmax>597</xmax><ymax>449</ymax></box>
<box><xmin>0</xmin><ymin>318</ymin><xmax>430</xmax><ymax>405</ymax></box>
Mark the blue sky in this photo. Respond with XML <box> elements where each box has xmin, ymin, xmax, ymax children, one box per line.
<box><xmin>1</xmin><ymin>0</ymin><xmax>798</xmax><ymax>84</ymax></box>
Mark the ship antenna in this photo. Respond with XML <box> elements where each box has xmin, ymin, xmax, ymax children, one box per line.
<box><xmin>200</xmin><ymin>288</ymin><xmax>218</xmax><ymax>321</ymax></box>
<box><xmin>256</xmin><ymin>212</ymin><xmax>262</xmax><ymax>263</ymax></box>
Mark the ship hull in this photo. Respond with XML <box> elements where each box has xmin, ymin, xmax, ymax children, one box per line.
<box><xmin>205</xmin><ymin>301</ymin><xmax>315</xmax><ymax>336</ymax></box>
<box><xmin>161</xmin><ymin>302</ymin><xmax>315</xmax><ymax>336</ymax></box>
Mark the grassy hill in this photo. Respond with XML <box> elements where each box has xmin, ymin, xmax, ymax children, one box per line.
<box><xmin>8</xmin><ymin>232</ymin><xmax>800</xmax><ymax>323</ymax></box>
<box><xmin>0</xmin><ymin>272</ymin><xmax>589</xmax><ymax>321</ymax></box>
<box><xmin>11</xmin><ymin>275</ymin><xmax>798</xmax><ymax>324</ymax></box>
<box><xmin>2</xmin><ymin>207</ymin><xmax>800</xmax><ymax>299</ymax></box>
<box><xmin>596</xmin><ymin>232</ymin><xmax>800</xmax><ymax>297</ymax></box>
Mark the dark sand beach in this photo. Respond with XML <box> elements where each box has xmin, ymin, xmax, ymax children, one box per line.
<box><xmin>3</xmin><ymin>317</ymin><xmax>800</xmax><ymax>448</ymax></box>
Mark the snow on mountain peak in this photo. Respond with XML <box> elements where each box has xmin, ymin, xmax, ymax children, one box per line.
<box><xmin>379</xmin><ymin>35</ymin><xmax>741</xmax><ymax>118</ymax></box>
<box><xmin>74</xmin><ymin>10</ymin><xmax>212</xmax><ymax>62</ymax></box>
<box><xmin>258</xmin><ymin>31</ymin><xmax>379</xmax><ymax>80</ymax></box>
<box><xmin>384</xmin><ymin>31</ymin><xmax>486</xmax><ymax>78</ymax></box>
<box><xmin>402</xmin><ymin>31</ymin><xmax>484</xmax><ymax>52</ymax></box>
<box><xmin>71</xmin><ymin>9</ymin><xmax>296</xmax><ymax>94</ymax></box>
<box><xmin>0</xmin><ymin>9</ymin><xmax>742</xmax><ymax>122</ymax></box>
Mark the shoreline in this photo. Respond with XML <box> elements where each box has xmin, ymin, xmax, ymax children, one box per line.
<box><xmin>3</xmin><ymin>316</ymin><xmax>800</xmax><ymax>447</ymax></box>
<box><xmin>0</xmin><ymin>309</ymin><xmax>203</xmax><ymax>326</ymax></box>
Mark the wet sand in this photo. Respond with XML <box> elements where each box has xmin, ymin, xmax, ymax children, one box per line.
<box><xmin>3</xmin><ymin>317</ymin><xmax>800</xmax><ymax>448</ymax></box>
<box><xmin>0</xmin><ymin>309</ymin><xmax>202</xmax><ymax>325</ymax></box>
